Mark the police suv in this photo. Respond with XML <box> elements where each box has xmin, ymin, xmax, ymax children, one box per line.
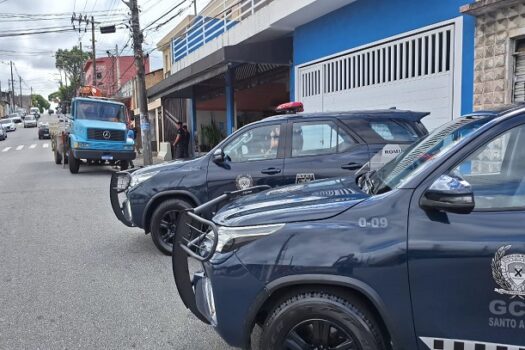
<box><xmin>110</xmin><ymin>108</ymin><xmax>428</xmax><ymax>254</ymax></box>
<box><xmin>173</xmin><ymin>105</ymin><xmax>525</xmax><ymax>350</ymax></box>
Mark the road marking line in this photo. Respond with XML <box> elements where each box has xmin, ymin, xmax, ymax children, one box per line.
<box><xmin>16</xmin><ymin>145</ymin><xmax>24</xmax><ymax>151</ymax></box>
<box><xmin>2</xmin><ymin>147</ymin><xmax>11</xmax><ymax>152</ymax></box>
<box><xmin>43</xmin><ymin>143</ymin><xmax>49</xmax><ymax>148</ymax></box>
<box><xmin>29</xmin><ymin>144</ymin><xmax>36</xmax><ymax>149</ymax></box>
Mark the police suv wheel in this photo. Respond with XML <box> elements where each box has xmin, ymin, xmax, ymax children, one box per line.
<box><xmin>260</xmin><ymin>291</ymin><xmax>387</xmax><ymax>350</ymax></box>
<box><xmin>151</xmin><ymin>199</ymin><xmax>193</xmax><ymax>255</ymax></box>
<box><xmin>68</xmin><ymin>149</ymin><xmax>80</xmax><ymax>174</ymax></box>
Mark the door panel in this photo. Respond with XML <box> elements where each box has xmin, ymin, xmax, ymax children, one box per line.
<box><xmin>282</xmin><ymin>120</ymin><xmax>369</xmax><ymax>185</ymax></box>
<box><xmin>409</xmin><ymin>123</ymin><xmax>525</xmax><ymax>348</ymax></box>
<box><xmin>206</xmin><ymin>123</ymin><xmax>285</xmax><ymax>199</ymax></box>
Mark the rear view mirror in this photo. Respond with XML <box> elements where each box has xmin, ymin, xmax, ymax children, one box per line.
<box><xmin>420</xmin><ymin>173</ymin><xmax>475</xmax><ymax>214</ymax></box>
<box><xmin>212</xmin><ymin>148</ymin><xmax>225</xmax><ymax>163</ymax></box>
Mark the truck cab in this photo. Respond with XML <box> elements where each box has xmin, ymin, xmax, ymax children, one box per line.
<box><xmin>64</xmin><ymin>97</ymin><xmax>135</xmax><ymax>173</ymax></box>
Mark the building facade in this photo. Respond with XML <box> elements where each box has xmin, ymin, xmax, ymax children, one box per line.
<box><xmin>149</xmin><ymin>0</ymin><xmax>525</xmax><ymax>151</ymax></box>
<box><xmin>84</xmin><ymin>56</ymin><xmax>150</xmax><ymax>97</ymax></box>
<box><xmin>462</xmin><ymin>0</ymin><xmax>525</xmax><ymax>110</ymax></box>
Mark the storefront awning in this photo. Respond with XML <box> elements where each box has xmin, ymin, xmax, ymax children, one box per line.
<box><xmin>147</xmin><ymin>38</ymin><xmax>292</xmax><ymax>100</ymax></box>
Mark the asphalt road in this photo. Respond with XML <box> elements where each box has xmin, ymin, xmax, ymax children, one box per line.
<box><xmin>0</xmin><ymin>114</ymin><xmax>234</xmax><ymax>349</ymax></box>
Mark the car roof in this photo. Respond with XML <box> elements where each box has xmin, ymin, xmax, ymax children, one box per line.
<box><xmin>262</xmin><ymin>109</ymin><xmax>430</xmax><ymax>123</ymax></box>
<box><xmin>74</xmin><ymin>97</ymin><xmax>125</xmax><ymax>106</ymax></box>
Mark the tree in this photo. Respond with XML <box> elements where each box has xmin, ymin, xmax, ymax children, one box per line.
<box><xmin>54</xmin><ymin>46</ymin><xmax>91</xmax><ymax>103</ymax></box>
<box><xmin>32</xmin><ymin>94</ymin><xmax>50</xmax><ymax>113</ymax></box>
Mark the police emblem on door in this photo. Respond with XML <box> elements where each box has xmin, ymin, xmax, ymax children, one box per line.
<box><xmin>236</xmin><ymin>174</ymin><xmax>253</xmax><ymax>190</ymax></box>
<box><xmin>492</xmin><ymin>245</ymin><xmax>525</xmax><ymax>299</ymax></box>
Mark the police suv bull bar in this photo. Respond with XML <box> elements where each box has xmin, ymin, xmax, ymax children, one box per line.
<box><xmin>109</xmin><ymin>170</ymin><xmax>139</xmax><ymax>227</ymax></box>
<box><xmin>176</xmin><ymin>185</ymin><xmax>271</xmax><ymax>262</ymax></box>
<box><xmin>173</xmin><ymin>185</ymin><xmax>271</xmax><ymax>324</ymax></box>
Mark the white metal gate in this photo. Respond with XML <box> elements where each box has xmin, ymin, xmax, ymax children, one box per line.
<box><xmin>297</xmin><ymin>23</ymin><xmax>459</xmax><ymax>130</ymax></box>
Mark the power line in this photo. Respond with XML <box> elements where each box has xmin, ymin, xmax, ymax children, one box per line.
<box><xmin>0</xmin><ymin>28</ymin><xmax>76</xmax><ymax>38</ymax></box>
<box><xmin>142</xmin><ymin>0</ymin><xmax>187</xmax><ymax>31</ymax></box>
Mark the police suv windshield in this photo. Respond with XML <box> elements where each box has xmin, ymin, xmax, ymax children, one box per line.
<box><xmin>367</xmin><ymin>116</ymin><xmax>492</xmax><ymax>194</ymax></box>
<box><xmin>76</xmin><ymin>100</ymin><xmax>126</xmax><ymax>123</ymax></box>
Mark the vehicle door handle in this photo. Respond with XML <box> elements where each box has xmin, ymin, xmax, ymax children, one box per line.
<box><xmin>261</xmin><ymin>168</ymin><xmax>281</xmax><ymax>175</ymax></box>
<box><xmin>341</xmin><ymin>162</ymin><xmax>361</xmax><ymax>170</ymax></box>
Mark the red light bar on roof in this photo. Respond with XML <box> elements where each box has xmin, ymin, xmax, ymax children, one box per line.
<box><xmin>275</xmin><ymin>101</ymin><xmax>304</xmax><ymax>114</ymax></box>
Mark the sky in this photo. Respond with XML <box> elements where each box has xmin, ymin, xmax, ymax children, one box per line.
<box><xmin>0</xmin><ymin>0</ymin><xmax>210</xmax><ymax>100</ymax></box>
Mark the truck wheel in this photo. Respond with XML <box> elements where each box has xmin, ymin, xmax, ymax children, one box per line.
<box><xmin>68</xmin><ymin>149</ymin><xmax>80</xmax><ymax>174</ymax></box>
<box><xmin>260</xmin><ymin>291</ymin><xmax>387</xmax><ymax>350</ymax></box>
<box><xmin>54</xmin><ymin>149</ymin><xmax>62</xmax><ymax>165</ymax></box>
<box><xmin>54</xmin><ymin>150</ymin><xmax>62</xmax><ymax>164</ymax></box>
<box><xmin>150</xmin><ymin>198</ymin><xmax>193</xmax><ymax>255</ymax></box>
<box><xmin>120</xmin><ymin>160</ymin><xmax>129</xmax><ymax>171</ymax></box>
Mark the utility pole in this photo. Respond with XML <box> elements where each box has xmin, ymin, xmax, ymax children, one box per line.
<box><xmin>91</xmin><ymin>17</ymin><xmax>96</xmax><ymax>86</ymax></box>
<box><xmin>71</xmin><ymin>13</ymin><xmax>97</xmax><ymax>87</ymax></box>
<box><xmin>19</xmin><ymin>76</ymin><xmax>22</xmax><ymax>109</ymax></box>
<box><xmin>194</xmin><ymin>0</ymin><xmax>197</xmax><ymax>15</ymax></box>
<box><xmin>115</xmin><ymin>44</ymin><xmax>121</xmax><ymax>91</ymax></box>
<box><xmin>80</xmin><ymin>41</ymin><xmax>85</xmax><ymax>85</ymax></box>
<box><xmin>10</xmin><ymin>61</ymin><xmax>15</xmax><ymax>112</ymax></box>
<box><xmin>123</xmin><ymin>0</ymin><xmax>152</xmax><ymax>165</ymax></box>
<box><xmin>30</xmin><ymin>87</ymin><xmax>33</xmax><ymax>107</ymax></box>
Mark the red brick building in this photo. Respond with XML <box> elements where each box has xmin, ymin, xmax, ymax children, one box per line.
<box><xmin>83</xmin><ymin>56</ymin><xmax>150</xmax><ymax>97</ymax></box>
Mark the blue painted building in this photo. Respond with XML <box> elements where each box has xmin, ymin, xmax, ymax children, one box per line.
<box><xmin>291</xmin><ymin>0</ymin><xmax>475</xmax><ymax>130</ymax></box>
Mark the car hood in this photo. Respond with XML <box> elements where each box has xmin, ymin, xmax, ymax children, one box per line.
<box><xmin>130</xmin><ymin>156</ymin><xmax>206</xmax><ymax>177</ymax></box>
<box><xmin>214</xmin><ymin>177</ymin><xmax>369</xmax><ymax>226</ymax></box>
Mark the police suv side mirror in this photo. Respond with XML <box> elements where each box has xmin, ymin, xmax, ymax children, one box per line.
<box><xmin>420</xmin><ymin>173</ymin><xmax>475</xmax><ymax>214</ymax></box>
<box><xmin>212</xmin><ymin>148</ymin><xmax>225</xmax><ymax>163</ymax></box>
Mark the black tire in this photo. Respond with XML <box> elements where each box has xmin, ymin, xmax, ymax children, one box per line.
<box><xmin>54</xmin><ymin>149</ymin><xmax>62</xmax><ymax>165</ymax></box>
<box><xmin>68</xmin><ymin>149</ymin><xmax>80</xmax><ymax>174</ymax></box>
<box><xmin>260</xmin><ymin>291</ymin><xmax>387</xmax><ymax>350</ymax></box>
<box><xmin>150</xmin><ymin>198</ymin><xmax>193</xmax><ymax>255</ymax></box>
<box><xmin>120</xmin><ymin>160</ymin><xmax>129</xmax><ymax>171</ymax></box>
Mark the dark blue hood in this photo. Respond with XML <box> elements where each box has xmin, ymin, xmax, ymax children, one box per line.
<box><xmin>214</xmin><ymin>177</ymin><xmax>369</xmax><ymax>226</ymax></box>
<box><xmin>131</xmin><ymin>156</ymin><xmax>206</xmax><ymax>176</ymax></box>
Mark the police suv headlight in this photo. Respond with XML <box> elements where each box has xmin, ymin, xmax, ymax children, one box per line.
<box><xmin>129</xmin><ymin>171</ymin><xmax>159</xmax><ymax>189</ymax></box>
<box><xmin>215</xmin><ymin>224</ymin><xmax>285</xmax><ymax>253</ymax></box>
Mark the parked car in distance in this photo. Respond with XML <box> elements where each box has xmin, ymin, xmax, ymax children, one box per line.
<box><xmin>48</xmin><ymin>109</ymin><xmax>54</xmax><ymax>115</ymax></box>
<box><xmin>173</xmin><ymin>104</ymin><xmax>525</xmax><ymax>350</ymax></box>
<box><xmin>38</xmin><ymin>122</ymin><xmax>50</xmax><ymax>139</ymax></box>
<box><xmin>0</xmin><ymin>125</ymin><xmax>6</xmax><ymax>140</ymax></box>
<box><xmin>23</xmin><ymin>114</ymin><xmax>37</xmax><ymax>128</ymax></box>
<box><xmin>0</xmin><ymin>118</ymin><xmax>16</xmax><ymax>132</ymax></box>
<box><xmin>30</xmin><ymin>107</ymin><xmax>40</xmax><ymax>119</ymax></box>
<box><xmin>111</xmin><ymin>108</ymin><xmax>430</xmax><ymax>255</ymax></box>
<box><xmin>8</xmin><ymin>113</ymin><xmax>22</xmax><ymax>124</ymax></box>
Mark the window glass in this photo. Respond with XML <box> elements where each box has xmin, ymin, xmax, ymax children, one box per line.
<box><xmin>292</xmin><ymin>122</ymin><xmax>353</xmax><ymax>157</ymax></box>
<box><xmin>223</xmin><ymin>124</ymin><xmax>280</xmax><ymax>163</ymax></box>
<box><xmin>76</xmin><ymin>101</ymin><xmax>126</xmax><ymax>123</ymax></box>
<box><xmin>453</xmin><ymin>125</ymin><xmax>525</xmax><ymax>209</ymax></box>
<box><xmin>369</xmin><ymin>120</ymin><xmax>419</xmax><ymax>142</ymax></box>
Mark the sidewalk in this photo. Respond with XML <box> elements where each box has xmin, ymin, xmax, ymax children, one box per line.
<box><xmin>132</xmin><ymin>152</ymin><xmax>165</xmax><ymax>168</ymax></box>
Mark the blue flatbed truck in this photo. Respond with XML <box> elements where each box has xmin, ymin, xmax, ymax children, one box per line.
<box><xmin>51</xmin><ymin>96</ymin><xmax>136</xmax><ymax>174</ymax></box>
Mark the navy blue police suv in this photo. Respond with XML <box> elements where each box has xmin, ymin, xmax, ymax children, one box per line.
<box><xmin>173</xmin><ymin>105</ymin><xmax>525</xmax><ymax>350</ymax></box>
<box><xmin>110</xmin><ymin>109</ymin><xmax>428</xmax><ymax>254</ymax></box>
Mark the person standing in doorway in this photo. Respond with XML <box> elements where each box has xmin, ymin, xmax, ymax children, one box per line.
<box><xmin>172</xmin><ymin>121</ymin><xmax>187</xmax><ymax>159</ymax></box>
<box><xmin>182</xmin><ymin>124</ymin><xmax>190</xmax><ymax>158</ymax></box>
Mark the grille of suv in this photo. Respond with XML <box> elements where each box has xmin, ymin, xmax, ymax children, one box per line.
<box><xmin>87</xmin><ymin>128</ymin><xmax>125</xmax><ymax>141</ymax></box>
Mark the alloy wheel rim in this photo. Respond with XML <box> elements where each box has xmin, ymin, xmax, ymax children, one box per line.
<box><xmin>283</xmin><ymin>318</ymin><xmax>359</xmax><ymax>350</ymax></box>
<box><xmin>159</xmin><ymin>210</ymin><xmax>179</xmax><ymax>247</ymax></box>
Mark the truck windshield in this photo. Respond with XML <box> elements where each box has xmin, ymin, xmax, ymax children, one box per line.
<box><xmin>76</xmin><ymin>100</ymin><xmax>126</xmax><ymax>123</ymax></box>
<box><xmin>368</xmin><ymin>116</ymin><xmax>493</xmax><ymax>194</ymax></box>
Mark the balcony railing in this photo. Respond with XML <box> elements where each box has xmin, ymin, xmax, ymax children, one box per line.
<box><xmin>172</xmin><ymin>0</ymin><xmax>273</xmax><ymax>63</ymax></box>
